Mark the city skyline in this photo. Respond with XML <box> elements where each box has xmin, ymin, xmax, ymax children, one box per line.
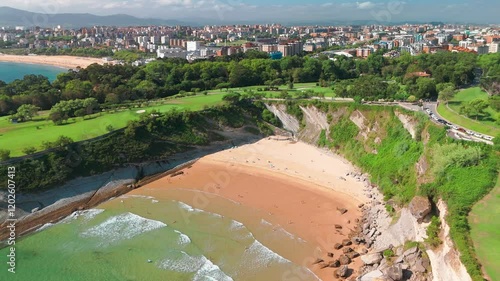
<box><xmin>1</xmin><ymin>0</ymin><xmax>499</xmax><ymax>25</ymax></box>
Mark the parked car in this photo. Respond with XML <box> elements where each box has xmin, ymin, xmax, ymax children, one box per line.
<box><xmin>466</xmin><ymin>130</ymin><xmax>473</xmax><ymax>135</ymax></box>
<box><xmin>483</xmin><ymin>136</ymin><xmax>493</xmax><ymax>141</ymax></box>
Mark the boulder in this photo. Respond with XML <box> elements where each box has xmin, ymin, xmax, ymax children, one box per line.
<box><xmin>346</xmin><ymin>251</ymin><xmax>360</xmax><ymax>259</ymax></box>
<box><xmin>360</xmin><ymin>270</ymin><xmax>384</xmax><ymax>281</ymax></box>
<box><xmin>327</xmin><ymin>252</ymin><xmax>334</xmax><ymax>258</ymax></box>
<box><xmin>337</xmin><ymin>208</ymin><xmax>348</xmax><ymax>215</ymax></box>
<box><xmin>339</xmin><ymin>255</ymin><xmax>351</xmax><ymax>265</ymax></box>
<box><xmin>383</xmin><ymin>264</ymin><xmax>403</xmax><ymax>281</ymax></box>
<box><xmin>409</xmin><ymin>196</ymin><xmax>432</xmax><ymax>222</ymax></box>
<box><xmin>329</xmin><ymin>259</ymin><xmax>340</xmax><ymax>268</ymax></box>
<box><xmin>342</xmin><ymin>238</ymin><xmax>352</xmax><ymax>246</ymax></box>
<box><xmin>334</xmin><ymin>265</ymin><xmax>349</xmax><ymax>278</ymax></box>
<box><xmin>335</xmin><ymin>224</ymin><xmax>343</xmax><ymax>229</ymax></box>
<box><xmin>343</xmin><ymin>247</ymin><xmax>353</xmax><ymax>254</ymax></box>
<box><xmin>334</xmin><ymin>243</ymin><xmax>343</xmax><ymax>250</ymax></box>
<box><xmin>403</xmin><ymin>246</ymin><xmax>419</xmax><ymax>257</ymax></box>
<box><xmin>413</xmin><ymin>259</ymin><xmax>427</xmax><ymax>273</ymax></box>
<box><xmin>361</xmin><ymin>253</ymin><xmax>383</xmax><ymax>265</ymax></box>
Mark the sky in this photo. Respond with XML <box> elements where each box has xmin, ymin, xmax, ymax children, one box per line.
<box><xmin>3</xmin><ymin>0</ymin><xmax>499</xmax><ymax>24</ymax></box>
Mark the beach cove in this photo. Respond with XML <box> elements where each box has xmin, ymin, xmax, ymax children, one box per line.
<box><xmin>0</xmin><ymin>138</ymin><xmax>373</xmax><ymax>281</ymax></box>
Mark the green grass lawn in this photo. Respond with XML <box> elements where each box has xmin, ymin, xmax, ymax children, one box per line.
<box><xmin>470</xmin><ymin>174</ymin><xmax>500</xmax><ymax>281</ymax></box>
<box><xmin>437</xmin><ymin>87</ymin><xmax>500</xmax><ymax>136</ymax></box>
<box><xmin>0</xmin><ymin>93</ymin><xmax>225</xmax><ymax>157</ymax></box>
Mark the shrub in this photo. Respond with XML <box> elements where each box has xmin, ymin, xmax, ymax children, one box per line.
<box><xmin>426</xmin><ymin>216</ymin><xmax>442</xmax><ymax>248</ymax></box>
<box><xmin>22</xmin><ymin>147</ymin><xmax>37</xmax><ymax>155</ymax></box>
<box><xmin>0</xmin><ymin>149</ymin><xmax>11</xmax><ymax>161</ymax></box>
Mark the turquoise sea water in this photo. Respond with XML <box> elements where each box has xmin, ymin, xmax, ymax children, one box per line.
<box><xmin>0</xmin><ymin>61</ymin><xmax>64</xmax><ymax>82</ymax></box>
<box><xmin>0</xmin><ymin>190</ymin><xmax>319</xmax><ymax>281</ymax></box>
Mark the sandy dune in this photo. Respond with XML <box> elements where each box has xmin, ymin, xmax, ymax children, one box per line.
<box><xmin>0</xmin><ymin>54</ymin><xmax>107</xmax><ymax>69</ymax></box>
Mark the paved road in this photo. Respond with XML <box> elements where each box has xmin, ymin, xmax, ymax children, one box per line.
<box><xmin>423</xmin><ymin>102</ymin><xmax>494</xmax><ymax>145</ymax></box>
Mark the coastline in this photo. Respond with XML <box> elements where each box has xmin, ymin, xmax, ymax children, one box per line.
<box><xmin>0</xmin><ymin>54</ymin><xmax>107</xmax><ymax>69</ymax></box>
<box><xmin>131</xmin><ymin>138</ymin><xmax>372</xmax><ymax>280</ymax></box>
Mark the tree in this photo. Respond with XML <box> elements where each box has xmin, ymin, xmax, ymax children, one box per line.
<box><xmin>461</xmin><ymin>99</ymin><xmax>489</xmax><ymax>119</ymax></box>
<box><xmin>0</xmin><ymin>149</ymin><xmax>10</xmax><ymax>161</ymax></box>
<box><xmin>489</xmin><ymin>95</ymin><xmax>500</xmax><ymax>112</ymax></box>
<box><xmin>438</xmin><ymin>86</ymin><xmax>455</xmax><ymax>104</ymax></box>
<box><xmin>222</xmin><ymin>92</ymin><xmax>241</xmax><ymax>104</ymax></box>
<box><xmin>15</xmin><ymin>104</ymin><xmax>39</xmax><ymax>122</ymax></box>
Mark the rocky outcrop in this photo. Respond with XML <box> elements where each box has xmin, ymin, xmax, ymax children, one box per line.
<box><xmin>359</xmin><ymin>245</ymin><xmax>432</xmax><ymax>281</ymax></box>
<box><xmin>264</xmin><ymin>103</ymin><xmax>300</xmax><ymax>134</ymax></box>
<box><xmin>395</xmin><ymin>111</ymin><xmax>418</xmax><ymax>139</ymax></box>
<box><xmin>361</xmin><ymin>252</ymin><xmax>383</xmax><ymax>265</ymax></box>
<box><xmin>426</xmin><ymin>199</ymin><xmax>472</xmax><ymax>281</ymax></box>
<box><xmin>409</xmin><ymin>196</ymin><xmax>432</xmax><ymax>223</ymax></box>
<box><xmin>335</xmin><ymin>265</ymin><xmax>349</xmax><ymax>278</ymax></box>
<box><xmin>298</xmin><ymin>105</ymin><xmax>329</xmax><ymax>144</ymax></box>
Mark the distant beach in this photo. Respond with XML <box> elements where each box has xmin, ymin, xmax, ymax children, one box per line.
<box><xmin>133</xmin><ymin>138</ymin><xmax>371</xmax><ymax>280</ymax></box>
<box><xmin>0</xmin><ymin>54</ymin><xmax>106</xmax><ymax>69</ymax></box>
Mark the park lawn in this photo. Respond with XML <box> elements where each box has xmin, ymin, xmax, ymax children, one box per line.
<box><xmin>470</xmin><ymin>173</ymin><xmax>500</xmax><ymax>281</ymax></box>
<box><xmin>437</xmin><ymin>87</ymin><xmax>500</xmax><ymax>136</ymax></box>
<box><xmin>448</xmin><ymin>88</ymin><xmax>497</xmax><ymax>124</ymax></box>
<box><xmin>0</xmin><ymin>94</ymin><xmax>227</xmax><ymax>157</ymax></box>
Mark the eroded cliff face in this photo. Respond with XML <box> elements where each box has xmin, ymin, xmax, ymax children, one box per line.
<box><xmin>426</xmin><ymin>200</ymin><xmax>472</xmax><ymax>281</ymax></box>
<box><xmin>267</xmin><ymin>103</ymin><xmax>474</xmax><ymax>281</ymax></box>
<box><xmin>264</xmin><ymin>103</ymin><xmax>300</xmax><ymax>134</ymax></box>
<box><xmin>298</xmin><ymin>105</ymin><xmax>329</xmax><ymax>144</ymax></box>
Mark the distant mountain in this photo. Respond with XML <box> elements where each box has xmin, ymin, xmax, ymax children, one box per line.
<box><xmin>0</xmin><ymin>7</ymin><xmax>188</xmax><ymax>28</ymax></box>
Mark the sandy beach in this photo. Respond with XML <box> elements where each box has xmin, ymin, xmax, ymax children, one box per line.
<box><xmin>132</xmin><ymin>138</ymin><xmax>371</xmax><ymax>280</ymax></box>
<box><xmin>0</xmin><ymin>54</ymin><xmax>106</xmax><ymax>69</ymax></box>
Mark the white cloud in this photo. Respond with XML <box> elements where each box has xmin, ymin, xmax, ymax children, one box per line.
<box><xmin>321</xmin><ymin>2</ymin><xmax>334</xmax><ymax>7</ymax></box>
<box><xmin>356</xmin><ymin>1</ymin><xmax>375</xmax><ymax>9</ymax></box>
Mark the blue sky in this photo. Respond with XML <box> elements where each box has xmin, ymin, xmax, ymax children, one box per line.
<box><xmin>3</xmin><ymin>0</ymin><xmax>499</xmax><ymax>24</ymax></box>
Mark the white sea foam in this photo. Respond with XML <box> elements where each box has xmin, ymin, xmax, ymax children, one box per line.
<box><xmin>120</xmin><ymin>195</ymin><xmax>155</xmax><ymax>200</ymax></box>
<box><xmin>174</xmin><ymin>230</ymin><xmax>192</xmax><ymax>245</ymax></box>
<box><xmin>80</xmin><ymin>212</ymin><xmax>166</xmax><ymax>245</ymax></box>
<box><xmin>158</xmin><ymin>251</ymin><xmax>233</xmax><ymax>281</ymax></box>
<box><xmin>242</xmin><ymin>240</ymin><xmax>290</xmax><ymax>268</ymax></box>
<box><xmin>176</xmin><ymin>201</ymin><xmax>223</xmax><ymax>218</ymax></box>
<box><xmin>36</xmin><ymin>223</ymin><xmax>54</xmax><ymax>232</ymax></box>
<box><xmin>60</xmin><ymin>209</ymin><xmax>105</xmax><ymax>224</ymax></box>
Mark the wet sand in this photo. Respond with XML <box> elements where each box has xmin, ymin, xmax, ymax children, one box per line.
<box><xmin>0</xmin><ymin>54</ymin><xmax>107</xmax><ymax>69</ymax></box>
<box><xmin>131</xmin><ymin>138</ymin><xmax>371</xmax><ymax>280</ymax></box>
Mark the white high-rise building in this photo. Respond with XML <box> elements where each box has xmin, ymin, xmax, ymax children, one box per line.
<box><xmin>187</xmin><ymin>41</ymin><xmax>201</xmax><ymax>51</ymax></box>
<box><xmin>488</xmin><ymin>43</ymin><xmax>499</xmax><ymax>53</ymax></box>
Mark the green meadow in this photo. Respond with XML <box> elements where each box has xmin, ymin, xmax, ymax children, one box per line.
<box><xmin>437</xmin><ymin>87</ymin><xmax>500</xmax><ymax>136</ymax></box>
<box><xmin>0</xmin><ymin>94</ymin><xmax>226</xmax><ymax>157</ymax></box>
<box><xmin>470</xmin><ymin>174</ymin><xmax>500</xmax><ymax>281</ymax></box>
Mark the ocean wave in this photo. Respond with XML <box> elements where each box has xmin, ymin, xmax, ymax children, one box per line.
<box><xmin>176</xmin><ymin>201</ymin><xmax>223</xmax><ymax>218</ymax></box>
<box><xmin>174</xmin><ymin>230</ymin><xmax>192</xmax><ymax>245</ymax></box>
<box><xmin>158</xmin><ymin>251</ymin><xmax>233</xmax><ymax>281</ymax></box>
<box><xmin>242</xmin><ymin>240</ymin><xmax>291</xmax><ymax>268</ymax></box>
<box><xmin>80</xmin><ymin>212</ymin><xmax>166</xmax><ymax>245</ymax></box>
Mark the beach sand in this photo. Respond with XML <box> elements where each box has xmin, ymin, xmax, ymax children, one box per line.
<box><xmin>131</xmin><ymin>138</ymin><xmax>371</xmax><ymax>280</ymax></box>
<box><xmin>0</xmin><ymin>54</ymin><xmax>107</xmax><ymax>69</ymax></box>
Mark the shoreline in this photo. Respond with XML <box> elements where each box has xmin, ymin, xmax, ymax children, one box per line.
<box><xmin>130</xmin><ymin>138</ymin><xmax>373</xmax><ymax>280</ymax></box>
<box><xmin>0</xmin><ymin>54</ymin><xmax>107</xmax><ymax>69</ymax></box>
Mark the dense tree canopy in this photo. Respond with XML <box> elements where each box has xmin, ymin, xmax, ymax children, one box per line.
<box><xmin>0</xmin><ymin>50</ymin><xmax>486</xmax><ymax>116</ymax></box>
